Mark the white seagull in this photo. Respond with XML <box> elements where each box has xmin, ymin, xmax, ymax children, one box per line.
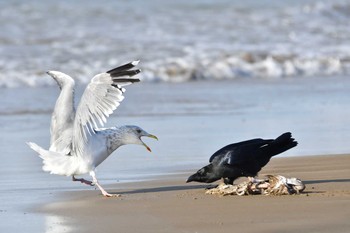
<box><xmin>27</xmin><ymin>61</ymin><xmax>158</xmax><ymax>197</ymax></box>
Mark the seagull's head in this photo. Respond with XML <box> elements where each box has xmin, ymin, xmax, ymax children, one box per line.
<box><xmin>46</xmin><ymin>70</ymin><xmax>75</xmax><ymax>89</ymax></box>
<box><xmin>122</xmin><ymin>125</ymin><xmax>158</xmax><ymax>152</ymax></box>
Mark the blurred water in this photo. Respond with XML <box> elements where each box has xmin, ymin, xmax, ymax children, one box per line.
<box><xmin>1</xmin><ymin>77</ymin><xmax>350</xmax><ymax>180</ymax></box>
<box><xmin>1</xmin><ymin>0</ymin><xmax>350</xmax><ymax>87</ymax></box>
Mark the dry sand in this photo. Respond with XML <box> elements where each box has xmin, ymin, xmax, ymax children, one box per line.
<box><xmin>39</xmin><ymin>154</ymin><xmax>350</xmax><ymax>233</ymax></box>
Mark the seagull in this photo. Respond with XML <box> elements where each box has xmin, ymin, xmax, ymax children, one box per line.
<box><xmin>27</xmin><ymin>61</ymin><xmax>158</xmax><ymax>197</ymax></box>
<box><xmin>186</xmin><ymin>132</ymin><xmax>297</xmax><ymax>184</ymax></box>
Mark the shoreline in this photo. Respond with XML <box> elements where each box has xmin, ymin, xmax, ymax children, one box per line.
<box><xmin>35</xmin><ymin>154</ymin><xmax>350</xmax><ymax>233</ymax></box>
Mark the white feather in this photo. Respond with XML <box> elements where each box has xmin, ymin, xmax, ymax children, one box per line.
<box><xmin>28</xmin><ymin>62</ymin><xmax>141</xmax><ymax>176</ymax></box>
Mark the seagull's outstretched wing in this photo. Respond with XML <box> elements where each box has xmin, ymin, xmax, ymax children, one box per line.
<box><xmin>46</xmin><ymin>71</ymin><xmax>75</xmax><ymax>153</ymax></box>
<box><xmin>72</xmin><ymin>61</ymin><xmax>140</xmax><ymax>157</ymax></box>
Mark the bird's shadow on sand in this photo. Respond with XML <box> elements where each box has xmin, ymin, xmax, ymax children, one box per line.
<box><xmin>304</xmin><ymin>178</ymin><xmax>350</xmax><ymax>185</ymax></box>
<box><xmin>114</xmin><ymin>184</ymin><xmax>210</xmax><ymax>195</ymax></box>
<box><xmin>111</xmin><ymin>178</ymin><xmax>350</xmax><ymax>196</ymax></box>
<box><xmin>301</xmin><ymin>178</ymin><xmax>350</xmax><ymax>194</ymax></box>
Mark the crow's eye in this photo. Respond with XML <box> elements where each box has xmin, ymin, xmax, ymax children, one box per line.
<box><xmin>136</xmin><ymin>129</ymin><xmax>142</xmax><ymax>134</ymax></box>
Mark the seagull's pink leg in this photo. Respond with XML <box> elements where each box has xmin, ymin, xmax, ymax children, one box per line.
<box><xmin>72</xmin><ymin>175</ymin><xmax>94</xmax><ymax>186</ymax></box>
<box><xmin>89</xmin><ymin>171</ymin><xmax>120</xmax><ymax>197</ymax></box>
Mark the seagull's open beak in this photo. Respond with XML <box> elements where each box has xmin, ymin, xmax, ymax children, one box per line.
<box><xmin>141</xmin><ymin>134</ymin><xmax>158</xmax><ymax>152</ymax></box>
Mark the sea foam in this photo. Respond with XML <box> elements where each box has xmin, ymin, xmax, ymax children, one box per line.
<box><xmin>1</xmin><ymin>0</ymin><xmax>350</xmax><ymax>87</ymax></box>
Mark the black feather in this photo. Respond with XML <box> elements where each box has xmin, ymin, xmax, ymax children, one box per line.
<box><xmin>187</xmin><ymin>132</ymin><xmax>298</xmax><ymax>184</ymax></box>
<box><xmin>109</xmin><ymin>69</ymin><xmax>141</xmax><ymax>78</ymax></box>
<box><xmin>107</xmin><ymin>61</ymin><xmax>141</xmax><ymax>80</ymax></box>
<box><xmin>112</xmin><ymin>78</ymin><xmax>140</xmax><ymax>84</ymax></box>
<box><xmin>107</xmin><ymin>61</ymin><xmax>138</xmax><ymax>74</ymax></box>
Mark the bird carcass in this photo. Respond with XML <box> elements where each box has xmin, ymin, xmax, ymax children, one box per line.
<box><xmin>205</xmin><ymin>175</ymin><xmax>305</xmax><ymax>196</ymax></box>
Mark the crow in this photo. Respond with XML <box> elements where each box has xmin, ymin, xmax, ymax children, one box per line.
<box><xmin>186</xmin><ymin>132</ymin><xmax>297</xmax><ymax>184</ymax></box>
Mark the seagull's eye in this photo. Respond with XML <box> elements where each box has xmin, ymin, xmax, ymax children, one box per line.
<box><xmin>136</xmin><ymin>129</ymin><xmax>142</xmax><ymax>134</ymax></box>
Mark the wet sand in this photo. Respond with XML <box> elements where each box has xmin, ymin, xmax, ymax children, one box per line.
<box><xmin>39</xmin><ymin>154</ymin><xmax>350</xmax><ymax>233</ymax></box>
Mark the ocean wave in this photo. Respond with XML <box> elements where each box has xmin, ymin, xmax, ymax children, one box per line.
<box><xmin>1</xmin><ymin>53</ymin><xmax>348</xmax><ymax>88</ymax></box>
<box><xmin>141</xmin><ymin>53</ymin><xmax>348</xmax><ymax>82</ymax></box>
<box><xmin>1</xmin><ymin>0</ymin><xmax>350</xmax><ymax>88</ymax></box>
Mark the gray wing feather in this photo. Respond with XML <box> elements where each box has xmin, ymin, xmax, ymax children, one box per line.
<box><xmin>48</xmin><ymin>72</ymin><xmax>75</xmax><ymax>154</ymax></box>
<box><xmin>72</xmin><ymin>62</ymin><xmax>140</xmax><ymax>157</ymax></box>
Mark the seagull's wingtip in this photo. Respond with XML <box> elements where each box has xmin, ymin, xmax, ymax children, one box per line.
<box><xmin>46</xmin><ymin>71</ymin><xmax>55</xmax><ymax>76</ymax></box>
<box><xmin>132</xmin><ymin>60</ymin><xmax>140</xmax><ymax>66</ymax></box>
<box><xmin>26</xmin><ymin>141</ymin><xmax>35</xmax><ymax>148</ymax></box>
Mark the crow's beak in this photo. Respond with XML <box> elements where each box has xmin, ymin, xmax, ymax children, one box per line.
<box><xmin>186</xmin><ymin>174</ymin><xmax>195</xmax><ymax>183</ymax></box>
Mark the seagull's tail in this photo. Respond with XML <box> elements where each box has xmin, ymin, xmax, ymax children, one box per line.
<box><xmin>26</xmin><ymin>142</ymin><xmax>78</xmax><ymax>176</ymax></box>
<box><xmin>27</xmin><ymin>142</ymin><xmax>48</xmax><ymax>159</ymax></box>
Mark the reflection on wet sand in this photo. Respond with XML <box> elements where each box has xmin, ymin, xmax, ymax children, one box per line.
<box><xmin>45</xmin><ymin>215</ymin><xmax>72</xmax><ymax>233</ymax></box>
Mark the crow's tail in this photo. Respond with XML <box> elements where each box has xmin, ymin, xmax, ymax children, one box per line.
<box><xmin>268</xmin><ymin>132</ymin><xmax>298</xmax><ymax>156</ymax></box>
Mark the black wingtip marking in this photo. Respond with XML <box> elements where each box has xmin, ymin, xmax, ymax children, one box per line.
<box><xmin>110</xmin><ymin>69</ymin><xmax>141</xmax><ymax>78</ymax></box>
<box><xmin>112</xmin><ymin>78</ymin><xmax>140</xmax><ymax>83</ymax></box>
<box><xmin>107</xmin><ymin>61</ymin><xmax>140</xmax><ymax>76</ymax></box>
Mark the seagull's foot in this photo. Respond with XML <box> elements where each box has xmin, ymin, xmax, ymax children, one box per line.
<box><xmin>101</xmin><ymin>191</ymin><xmax>121</xmax><ymax>198</ymax></box>
<box><xmin>88</xmin><ymin>171</ymin><xmax>121</xmax><ymax>198</ymax></box>
<box><xmin>72</xmin><ymin>176</ymin><xmax>94</xmax><ymax>186</ymax></box>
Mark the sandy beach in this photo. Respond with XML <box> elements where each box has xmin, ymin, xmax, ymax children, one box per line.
<box><xmin>36</xmin><ymin>154</ymin><xmax>350</xmax><ymax>233</ymax></box>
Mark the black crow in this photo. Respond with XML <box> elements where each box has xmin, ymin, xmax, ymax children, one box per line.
<box><xmin>186</xmin><ymin>132</ymin><xmax>297</xmax><ymax>184</ymax></box>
